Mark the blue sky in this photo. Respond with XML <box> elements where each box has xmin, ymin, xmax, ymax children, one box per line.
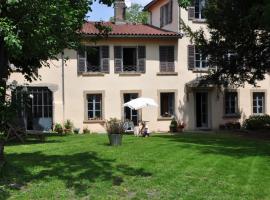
<box><xmin>87</xmin><ymin>0</ymin><xmax>151</xmax><ymax>21</ymax></box>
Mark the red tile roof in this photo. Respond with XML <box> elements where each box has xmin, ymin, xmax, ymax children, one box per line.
<box><xmin>80</xmin><ymin>21</ymin><xmax>181</xmax><ymax>38</ymax></box>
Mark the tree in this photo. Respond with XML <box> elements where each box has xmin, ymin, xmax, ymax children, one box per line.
<box><xmin>125</xmin><ymin>3</ymin><xmax>148</xmax><ymax>24</ymax></box>
<box><xmin>110</xmin><ymin>3</ymin><xmax>148</xmax><ymax>24</ymax></box>
<box><xmin>0</xmin><ymin>0</ymin><xmax>113</xmax><ymax>104</ymax></box>
<box><xmin>179</xmin><ymin>0</ymin><xmax>270</xmax><ymax>87</ymax></box>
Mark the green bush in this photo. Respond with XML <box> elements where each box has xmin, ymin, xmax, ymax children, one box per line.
<box><xmin>106</xmin><ymin>118</ymin><xmax>125</xmax><ymax>134</ymax></box>
<box><xmin>54</xmin><ymin>123</ymin><xmax>63</xmax><ymax>134</ymax></box>
<box><xmin>64</xmin><ymin>119</ymin><xmax>73</xmax><ymax>130</ymax></box>
<box><xmin>83</xmin><ymin>127</ymin><xmax>91</xmax><ymax>134</ymax></box>
<box><xmin>243</xmin><ymin>115</ymin><xmax>270</xmax><ymax>130</ymax></box>
<box><xmin>169</xmin><ymin>118</ymin><xmax>178</xmax><ymax>132</ymax></box>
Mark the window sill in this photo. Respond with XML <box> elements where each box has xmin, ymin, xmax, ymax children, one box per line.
<box><xmin>83</xmin><ymin>120</ymin><xmax>105</xmax><ymax>124</ymax></box>
<box><xmin>192</xmin><ymin>19</ymin><xmax>207</xmax><ymax>24</ymax></box>
<box><xmin>157</xmin><ymin>72</ymin><xmax>178</xmax><ymax>76</ymax></box>
<box><xmin>118</xmin><ymin>72</ymin><xmax>142</xmax><ymax>76</ymax></box>
<box><xmin>223</xmin><ymin>114</ymin><xmax>241</xmax><ymax>119</ymax></box>
<box><xmin>157</xmin><ymin>117</ymin><xmax>173</xmax><ymax>121</ymax></box>
<box><xmin>80</xmin><ymin>72</ymin><xmax>106</xmax><ymax>76</ymax></box>
<box><xmin>192</xmin><ymin>69</ymin><xmax>209</xmax><ymax>73</ymax></box>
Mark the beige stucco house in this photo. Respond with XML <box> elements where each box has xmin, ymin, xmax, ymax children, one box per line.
<box><xmin>9</xmin><ymin>0</ymin><xmax>270</xmax><ymax>132</ymax></box>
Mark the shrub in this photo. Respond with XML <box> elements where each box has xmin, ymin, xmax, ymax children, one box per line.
<box><xmin>106</xmin><ymin>118</ymin><xmax>125</xmax><ymax>134</ymax></box>
<box><xmin>169</xmin><ymin>118</ymin><xmax>177</xmax><ymax>132</ymax></box>
<box><xmin>243</xmin><ymin>115</ymin><xmax>270</xmax><ymax>130</ymax></box>
<box><xmin>54</xmin><ymin>123</ymin><xmax>63</xmax><ymax>134</ymax></box>
<box><xmin>83</xmin><ymin>127</ymin><xmax>91</xmax><ymax>134</ymax></box>
<box><xmin>64</xmin><ymin>119</ymin><xmax>73</xmax><ymax>130</ymax></box>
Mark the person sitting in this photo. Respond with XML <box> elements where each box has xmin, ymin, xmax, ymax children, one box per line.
<box><xmin>142</xmin><ymin>125</ymin><xmax>150</xmax><ymax>137</ymax></box>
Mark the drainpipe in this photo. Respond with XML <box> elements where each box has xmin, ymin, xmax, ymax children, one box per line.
<box><xmin>61</xmin><ymin>52</ymin><xmax>65</xmax><ymax>123</ymax></box>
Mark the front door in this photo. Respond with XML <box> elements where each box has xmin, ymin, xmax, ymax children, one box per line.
<box><xmin>124</xmin><ymin>93</ymin><xmax>139</xmax><ymax>125</ymax></box>
<box><xmin>195</xmin><ymin>92</ymin><xmax>208</xmax><ymax>128</ymax></box>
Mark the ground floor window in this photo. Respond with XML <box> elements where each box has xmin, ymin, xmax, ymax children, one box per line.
<box><xmin>87</xmin><ymin>94</ymin><xmax>103</xmax><ymax>120</ymax></box>
<box><xmin>253</xmin><ymin>92</ymin><xmax>265</xmax><ymax>114</ymax></box>
<box><xmin>160</xmin><ymin>92</ymin><xmax>175</xmax><ymax>117</ymax></box>
<box><xmin>224</xmin><ymin>91</ymin><xmax>238</xmax><ymax>115</ymax></box>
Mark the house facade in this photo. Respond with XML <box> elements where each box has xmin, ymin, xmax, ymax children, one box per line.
<box><xmin>8</xmin><ymin>0</ymin><xmax>270</xmax><ymax>132</ymax></box>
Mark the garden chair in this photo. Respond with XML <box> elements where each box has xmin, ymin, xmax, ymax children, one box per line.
<box><xmin>124</xmin><ymin>121</ymin><xmax>135</xmax><ymax>134</ymax></box>
<box><xmin>6</xmin><ymin>118</ymin><xmax>27</xmax><ymax>143</ymax></box>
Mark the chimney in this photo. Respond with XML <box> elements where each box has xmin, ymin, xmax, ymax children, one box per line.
<box><xmin>114</xmin><ymin>0</ymin><xmax>126</xmax><ymax>24</ymax></box>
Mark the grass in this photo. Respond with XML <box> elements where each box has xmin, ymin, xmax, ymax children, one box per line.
<box><xmin>1</xmin><ymin>133</ymin><xmax>270</xmax><ymax>200</ymax></box>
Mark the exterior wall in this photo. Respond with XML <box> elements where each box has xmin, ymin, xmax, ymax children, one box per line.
<box><xmin>9</xmin><ymin>38</ymin><xmax>182</xmax><ymax>133</ymax></box>
<box><xmin>8</xmin><ymin>3</ymin><xmax>270</xmax><ymax>132</ymax></box>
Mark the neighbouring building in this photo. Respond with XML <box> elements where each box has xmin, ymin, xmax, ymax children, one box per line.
<box><xmin>9</xmin><ymin>0</ymin><xmax>270</xmax><ymax>132</ymax></box>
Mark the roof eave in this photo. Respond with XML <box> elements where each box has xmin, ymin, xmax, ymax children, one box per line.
<box><xmin>81</xmin><ymin>33</ymin><xmax>183</xmax><ymax>39</ymax></box>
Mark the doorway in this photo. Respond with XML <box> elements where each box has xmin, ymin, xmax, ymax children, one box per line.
<box><xmin>195</xmin><ymin>92</ymin><xmax>208</xmax><ymax>128</ymax></box>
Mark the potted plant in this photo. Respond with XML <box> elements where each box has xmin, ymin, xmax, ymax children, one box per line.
<box><xmin>169</xmin><ymin>118</ymin><xmax>178</xmax><ymax>133</ymax></box>
<box><xmin>54</xmin><ymin>123</ymin><xmax>63</xmax><ymax>135</ymax></box>
<box><xmin>64</xmin><ymin>119</ymin><xmax>73</xmax><ymax>134</ymax></box>
<box><xmin>83</xmin><ymin>127</ymin><xmax>91</xmax><ymax>134</ymax></box>
<box><xmin>177</xmin><ymin>121</ymin><xmax>186</xmax><ymax>133</ymax></box>
<box><xmin>74</xmin><ymin>128</ymin><xmax>80</xmax><ymax>134</ymax></box>
<box><xmin>106</xmin><ymin>118</ymin><xmax>125</xmax><ymax>146</ymax></box>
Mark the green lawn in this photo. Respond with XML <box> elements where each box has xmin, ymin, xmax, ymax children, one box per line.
<box><xmin>1</xmin><ymin>133</ymin><xmax>270</xmax><ymax>200</ymax></box>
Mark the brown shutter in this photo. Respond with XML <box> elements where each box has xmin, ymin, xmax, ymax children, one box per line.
<box><xmin>167</xmin><ymin>46</ymin><xmax>175</xmax><ymax>72</ymax></box>
<box><xmin>114</xmin><ymin>46</ymin><xmax>122</xmax><ymax>73</ymax></box>
<box><xmin>188</xmin><ymin>45</ymin><xmax>195</xmax><ymax>70</ymax></box>
<box><xmin>101</xmin><ymin>46</ymin><xmax>109</xmax><ymax>73</ymax></box>
<box><xmin>77</xmin><ymin>47</ymin><xmax>86</xmax><ymax>74</ymax></box>
<box><xmin>159</xmin><ymin>46</ymin><xmax>167</xmax><ymax>72</ymax></box>
<box><xmin>138</xmin><ymin>46</ymin><xmax>146</xmax><ymax>73</ymax></box>
<box><xmin>160</xmin><ymin>6</ymin><xmax>164</xmax><ymax>27</ymax></box>
<box><xmin>168</xmin><ymin>0</ymin><xmax>173</xmax><ymax>24</ymax></box>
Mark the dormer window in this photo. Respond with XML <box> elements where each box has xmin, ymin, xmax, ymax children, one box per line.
<box><xmin>160</xmin><ymin>0</ymin><xmax>173</xmax><ymax>27</ymax></box>
<box><xmin>195</xmin><ymin>0</ymin><xmax>206</xmax><ymax>19</ymax></box>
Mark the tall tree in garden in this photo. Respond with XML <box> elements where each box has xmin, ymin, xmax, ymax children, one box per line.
<box><xmin>0</xmin><ymin>0</ymin><xmax>113</xmax><ymax>103</ymax></box>
<box><xmin>179</xmin><ymin>0</ymin><xmax>270</xmax><ymax>87</ymax></box>
<box><xmin>125</xmin><ymin>3</ymin><xmax>148</xmax><ymax>24</ymax></box>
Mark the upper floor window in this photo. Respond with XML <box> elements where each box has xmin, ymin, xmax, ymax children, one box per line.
<box><xmin>160</xmin><ymin>0</ymin><xmax>173</xmax><ymax>27</ymax></box>
<box><xmin>253</xmin><ymin>92</ymin><xmax>265</xmax><ymax>114</ymax></box>
<box><xmin>188</xmin><ymin>0</ymin><xmax>206</xmax><ymax>21</ymax></box>
<box><xmin>224</xmin><ymin>91</ymin><xmax>238</xmax><ymax>115</ymax></box>
<box><xmin>78</xmin><ymin>46</ymin><xmax>109</xmax><ymax>74</ymax></box>
<box><xmin>188</xmin><ymin>45</ymin><xmax>208</xmax><ymax>70</ymax></box>
<box><xmin>159</xmin><ymin>46</ymin><xmax>175</xmax><ymax>72</ymax></box>
<box><xmin>114</xmin><ymin>46</ymin><xmax>146</xmax><ymax>73</ymax></box>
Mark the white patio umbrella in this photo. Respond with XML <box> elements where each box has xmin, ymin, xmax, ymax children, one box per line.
<box><xmin>123</xmin><ymin>97</ymin><xmax>158</xmax><ymax>110</ymax></box>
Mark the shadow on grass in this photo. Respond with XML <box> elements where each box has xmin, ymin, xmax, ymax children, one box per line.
<box><xmin>0</xmin><ymin>151</ymin><xmax>152</xmax><ymax>199</ymax></box>
<box><xmin>153</xmin><ymin>133</ymin><xmax>270</xmax><ymax>158</ymax></box>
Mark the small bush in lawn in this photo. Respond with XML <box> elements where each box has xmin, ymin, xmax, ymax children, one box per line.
<box><xmin>243</xmin><ymin>115</ymin><xmax>270</xmax><ymax>130</ymax></box>
<box><xmin>54</xmin><ymin>123</ymin><xmax>63</xmax><ymax>134</ymax></box>
<box><xmin>64</xmin><ymin>120</ymin><xmax>73</xmax><ymax>131</ymax></box>
<box><xmin>83</xmin><ymin>127</ymin><xmax>91</xmax><ymax>134</ymax></box>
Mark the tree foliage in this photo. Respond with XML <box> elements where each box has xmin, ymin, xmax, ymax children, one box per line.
<box><xmin>179</xmin><ymin>0</ymin><xmax>270</xmax><ymax>86</ymax></box>
<box><xmin>125</xmin><ymin>3</ymin><xmax>148</xmax><ymax>24</ymax></box>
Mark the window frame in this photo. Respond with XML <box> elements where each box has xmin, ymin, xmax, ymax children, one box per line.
<box><xmin>160</xmin><ymin>0</ymin><xmax>173</xmax><ymax>27</ymax></box>
<box><xmin>159</xmin><ymin>45</ymin><xmax>175</xmax><ymax>73</ymax></box>
<box><xmin>195</xmin><ymin>47</ymin><xmax>208</xmax><ymax>70</ymax></box>
<box><xmin>224</xmin><ymin>90</ymin><xmax>240</xmax><ymax>117</ymax></box>
<box><xmin>84</xmin><ymin>91</ymin><xmax>105</xmax><ymax>123</ymax></box>
<box><xmin>252</xmin><ymin>91</ymin><xmax>266</xmax><ymax>115</ymax></box>
<box><xmin>195</xmin><ymin>0</ymin><xmax>206</xmax><ymax>20</ymax></box>
<box><xmin>158</xmin><ymin>90</ymin><xmax>177</xmax><ymax>120</ymax></box>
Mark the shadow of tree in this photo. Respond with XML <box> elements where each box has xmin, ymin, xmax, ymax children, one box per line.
<box><xmin>0</xmin><ymin>151</ymin><xmax>152</xmax><ymax>199</ymax></box>
<box><xmin>153</xmin><ymin>134</ymin><xmax>270</xmax><ymax>158</ymax></box>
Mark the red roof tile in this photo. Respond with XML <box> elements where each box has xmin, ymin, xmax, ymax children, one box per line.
<box><xmin>80</xmin><ymin>21</ymin><xmax>181</xmax><ymax>38</ymax></box>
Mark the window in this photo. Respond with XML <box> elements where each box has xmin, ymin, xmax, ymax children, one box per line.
<box><xmin>195</xmin><ymin>0</ymin><xmax>206</xmax><ymax>19</ymax></box>
<box><xmin>160</xmin><ymin>1</ymin><xmax>173</xmax><ymax>27</ymax></box>
<box><xmin>253</xmin><ymin>92</ymin><xmax>265</xmax><ymax>114</ymax></box>
<box><xmin>159</xmin><ymin>46</ymin><xmax>175</xmax><ymax>72</ymax></box>
<box><xmin>195</xmin><ymin>47</ymin><xmax>208</xmax><ymax>69</ymax></box>
<box><xmin>114</xmin><ymin>46</ymin><xmax>146</xmax><ymax>73</ymax></box>
<box><xmin>225</xmin><ymin>92</ymin><xmax>238</xmax><ymax>115</ymax></box>
<box><xmin>87</xmin><ymin>94</ymin><xmax>103</xmax><ymax>120</ymax></box>
<box><xmin>123</xmin><ymin>47</ymin><xmax>137</xmax><ymax>71</ymax></box>
<box><xmin>12</xmin><ymin>87</ymin><xmax>53</xmax><ymax>118</ymax></box>
<box><xmin>160</xmin><ymin>92</ymin><xmax>175</xmax><ymax>117</ymax></box>
<box><xmin>78</xmin><ymin>46</ymin><xmax>109</xmax><ymax>73</ymax></box>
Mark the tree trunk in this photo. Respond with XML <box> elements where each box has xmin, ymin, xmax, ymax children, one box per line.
<box><xmin>0</xmin><ymin>36</ymin><xmax>9</xmax><ymax>104</ymax></box>
<box><xmin>0</xmin><ymin>140</ymin><xmax>4</xmax><ymax>162</ymax></box>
